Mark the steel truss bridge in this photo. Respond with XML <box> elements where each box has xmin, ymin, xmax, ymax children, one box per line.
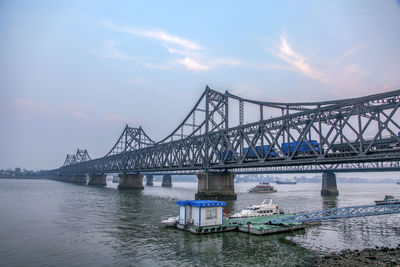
<box><xmin>270</xmin><ymin>204</ymin><xmax>400</xmax><ymax>224</ymax></box>
<box><xmin>58</xmin><ymin>86</ymin><xmax>400</xmax><ymax>175</ymax></box>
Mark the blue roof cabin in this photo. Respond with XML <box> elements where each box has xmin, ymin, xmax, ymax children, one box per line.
<box><xmin>176</xmin><ymin>200</ymin><xmax>226</xmax><ymax>227</ymax></box>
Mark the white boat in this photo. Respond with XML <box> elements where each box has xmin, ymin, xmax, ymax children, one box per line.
<box><xmin>375</xmin><ymin>195</ymin><xmax>400</xmax><ymax>205</ymax></box>
<box><xmin>230</xmin><ymin>199</ymin><xmax>281</xmax><ymax>218</ymax></box>
<box><xmin>248</xmin><ymin>182</ymin><xmax>277</xmax><ymax>193</ymax></box>
<box><xmin>161</xmin><ymin>216</ymin><xmax>178</xmax><ymax>227</ymax></box>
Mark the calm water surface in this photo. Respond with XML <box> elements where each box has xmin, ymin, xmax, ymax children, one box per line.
<box><xmin>0</xmin><ymin>179</ymin><xmax>399</xmax><ymax>266</ymax></box>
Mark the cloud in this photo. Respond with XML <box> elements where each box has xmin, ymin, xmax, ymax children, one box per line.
<box><xmin>341</xmin><ymin>43</ymin><xmax>365</xmax><ymax>59</ymax></box>
<box><xmin>269</xmin><ymin>35</ymin><xmax>375</xmax><ymax>97</ymax></box>
<box><xmin>176</xmin><ymin>57</ymin><xmax>210</xmax><ymax>71</ymax></box>
<box><xmin>167</xmin><ymin>46</ymin><xmax>241</xmax><ymax>71</ymax></box>
<box><xmin>102</xmin><ymin>19</ymin><xmax>242</xmax><ymax>72</ymax></box>
<box><xmin>272</xmin><ymin>36</ymin><xmax>326</xmax><ymax>82</ymax></box>
<box><xmin>103</xmin><ymin>19</ymin><xmax>203</xmax><ymax>51</ymax></box>
<box><xmin>121</xmin><ymin>28</ymin><xmax>203</xmax><ymax>51</ymax></box>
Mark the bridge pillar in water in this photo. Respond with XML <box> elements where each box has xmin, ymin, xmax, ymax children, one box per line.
<box><xmin>70</xmin><ymin>174</ymin><xmax>87</xmax><ymax>184</ymax></box>
<box><xmin>146</xmin><ymin>174</ymin><xmax>153</xmax><ymax>186</ymax></box>
<box><xmin>321</xmin><ymin>171</ymin><xmax>339</xmax><ymax>196</ymax></box>
<box><xmin>88</xmin><ymin>174</ymin><xmax>107</xmax><ymax>186</ymax></box>
<box><xmin>195</xmin><ymin>172</ymin><xmax>237</xmax><ymax>200</ymax></box>
<box><xmin>118</xmin><ymin>173</ymin><xmax>144</xmax><ymax>190</ymax></box>
<box><xmin>162</xmin><ymin>174</ymin><xmax>172</xmax><ymax>187</ymax></box>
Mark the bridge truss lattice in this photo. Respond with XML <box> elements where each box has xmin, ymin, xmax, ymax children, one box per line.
<box><xmin>59</xmin><ymin>86</ymin><xmax>400</xmax><ymax>174</ymax></box>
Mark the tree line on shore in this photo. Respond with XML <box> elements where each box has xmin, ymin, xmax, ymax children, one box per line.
<box><xmin>0</xmin><ymin>168</ymin><xmax>47</xmax><ymax>178</ymax></box>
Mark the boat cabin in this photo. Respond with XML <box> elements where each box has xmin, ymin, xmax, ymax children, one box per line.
<box><xmin>176</xmin><ymin>200</ymin><xmax>226</xmax><ymax>227</ymax></box>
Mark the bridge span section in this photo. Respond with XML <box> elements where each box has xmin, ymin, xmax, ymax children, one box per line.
<box><xmin>55</xmin><ymin>86</ymin><xmax>400</xmax><ymax>199</ymax></box>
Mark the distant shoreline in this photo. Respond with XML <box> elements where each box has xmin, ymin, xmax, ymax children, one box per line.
<box><xmin>0</xmin><ymin>176</ymin><xmax>43</xmax><ymax>180</ymax></box>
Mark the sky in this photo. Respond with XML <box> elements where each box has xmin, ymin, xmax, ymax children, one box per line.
<box><xmin>1</xmin><ymin>0</ymin><xmax>400</xmax><ymax>171</ymax></box>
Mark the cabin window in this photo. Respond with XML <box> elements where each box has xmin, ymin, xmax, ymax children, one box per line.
<box><xmin>206</xmin><ymin>209</ymin><xmax>217</xmax><ymax>219</ymax></box>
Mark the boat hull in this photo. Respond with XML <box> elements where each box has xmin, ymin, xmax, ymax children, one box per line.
<box><xmin>161</xmin><ymin>217</ymin><xmax>178</xmax><ymax>227</ymax></box>
<box><xmin>375</xmin><ymin>201</ymin><xmax>400</xmax><ymax>205</ymax></box>
<box><xmin>248</xmin><ymin>189</ymin><xmax>277</xmax><ymax>193</ymax></box>
<box><xmin>275</xmin><ymin>181</ymin><xmax>296</xmax><ymax>185</ymax></box>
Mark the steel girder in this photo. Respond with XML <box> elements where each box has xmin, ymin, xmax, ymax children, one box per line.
<box><xmin>106</xmin><ymin>125</ymin><xmax>155</xmax><ymax>156</ymax></box>
<box><xmin>58</xmin><ymin>87</ymin><xmax>400</xmax><ymax>174</ymax></box>
<box><xmin>63</xmin><ymin>149</ymin><xmax>92</xmax><ymax>166</ymax></box>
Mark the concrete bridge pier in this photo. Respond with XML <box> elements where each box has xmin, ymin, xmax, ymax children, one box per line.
<box><xmin>146</xmin><ymin>174</ymin><xmax>153</xmax><ymax>186</ymax></box>
<box><xmin>70</xmin><ymin>174</ymin><xmax>87</xmax><ymax>184</ymax></box>
<box><xmin>195</xmin><ymin>172</ymin><xmax>237</xmax><ymax>200</ymax></box>
<box><xmin>162</xmin><ymin>174</ymin><xmax>172</xmax><ymax>187</ymax></box>
<box><xmin>88</xmin><ymin>174</ymin><xmax>107</xmax><ymax>186</ymax></box>
<box><xmin>61</xmin><ymin>174</ymin><xmax>70</xmax><ymax>182</ymax></box>
<box><xmin>118</xmin><ymin>173</ymin><xmax>144</xmax><ymax>190</ymax></box>
<box><xmin>321</xmin><ymin>171</ymin><xmax>339</xmax><ymax>196</ymax></box>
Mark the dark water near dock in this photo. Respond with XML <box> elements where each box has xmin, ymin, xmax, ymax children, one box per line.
<box><xmin>0</xmin><ymin>179</ymin><xmax>399</xmax><ymax>266</ymax></box>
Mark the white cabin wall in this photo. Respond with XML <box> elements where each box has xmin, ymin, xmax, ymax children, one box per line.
<box><xmin>192</xmin><ymin>207</ymin><xmax>200</xmax><ymax>226</ymax></box>
<box><xmin>186</xmin><ymin>206</ymin><xmax>192</xmax><ymax>223</ymax></box>
<box><xmin>200</xmin><ymin>207</ymin><xmax>223</xmax><ymax>227</ymax></box>
<box><xmin>179</xmin><ymin>206</ymin><xmax>186</xmax><ymax>225</ymax></box>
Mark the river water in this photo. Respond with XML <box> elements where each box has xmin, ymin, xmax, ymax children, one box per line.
<box><xmin>0</xmin><ymin>178</ymin><xmax>399</xmax><ymax>266</ymax></box>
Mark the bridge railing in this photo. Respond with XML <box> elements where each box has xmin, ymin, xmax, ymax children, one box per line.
<box><xmin>269</xmin><ymin>204</ymin><xmax>400</xmax><ymax>224</ymax></box>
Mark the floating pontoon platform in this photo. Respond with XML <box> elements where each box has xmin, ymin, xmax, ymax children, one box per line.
<box><xmin>171</xmin><ymin>201</ymin><xmax>400</xmax><ymax>236</ymax></box>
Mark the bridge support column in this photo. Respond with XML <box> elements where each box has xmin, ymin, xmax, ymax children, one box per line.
<box><xmin>88</xmin><ymin>174</ymin><xmax>107</xmax><ymax>186</ymax></box>
<box><xmin>321</xmin><ymin>171</ymin><xmax>339</xmax><ymax>196</ymax></box>
<box><xmin>162</xmin><ymin>174</ymin><xmax>172</xmax><ymax>187</ymax></box>
<box><xmin>118</xmin><ymin>173</ymin><xmax>144</xmax><ymax>190</ymax></box>
<box><xmin>195</xmin><ymin>172</ymin><xmax>237</xmax><ymax>200</ymax></box>
<box><xmin>70</xmin><ymin>174</ymin><xmax>87</xmax><ymax>184</ymax></box>
<box><xmin>64</xmin><ymin>175</ymin><xmax>72</xmax><ymax>182</ymax></box>
<box><xmin>146</xmin><ymin>175</ymin><xmax>153</xmax><ymax>186</ymax></box>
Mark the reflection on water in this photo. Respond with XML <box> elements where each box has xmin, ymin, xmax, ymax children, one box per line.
<box><xmin>0</xmin><ymin>179</ymin><xmax>399</xmax><ymax>266</ymax></box>
<box><xmin>322</xmin><ymin>196</ymin><xmax>338</xmax><ymax>210</ymax></box>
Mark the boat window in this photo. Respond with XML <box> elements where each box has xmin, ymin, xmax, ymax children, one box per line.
<box><xmin>206</xmin><ymin>209</ymin><xmax>217</xmax><ymax>219</ymax></box>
